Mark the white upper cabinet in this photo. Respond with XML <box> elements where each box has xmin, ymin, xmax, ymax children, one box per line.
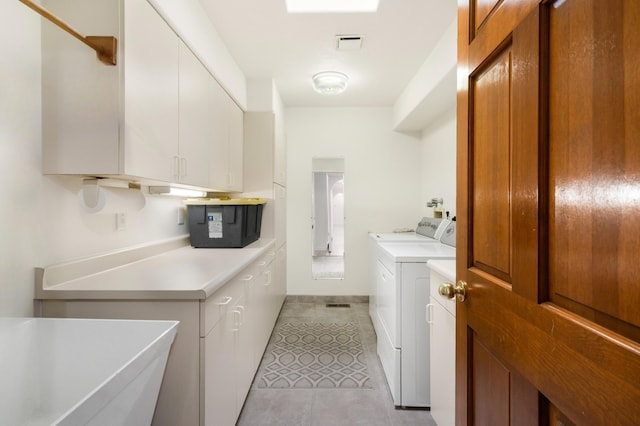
<box><xmin>273</xmin><ymin>111</ymin><xmax>287</xmax><ymax>187</ymax></box>
<box><xmin>41</xmin><ymin>0</ymin><xmax>122</xmax><ymax>176</ymax></box>
<box><xmin>243</xmin><ymin>112</ymin><xmax>286</xmax><ymax>248</ymax></box>
<box><xmin>41</xmin><ymin>0</ymin><xmax>233</xmax><ymax>190</ymax></box>
<box><xmin>122</xmin><ymin>0</ymin><xmax>180</xmax><ymax>183</ymax></box>
<box><xmin>209</xmin><ymin>79</ymin><xmax>244</xmax><ymax>192</ymax></box>
<box><xmin>178</xmin><ymin>43</ymin><xmax>210</xmax><ymax>187</ymax></box>
<box><xmin>228</xmin><ymin>98</ymin><xmax>244</xmax><ymax>192</ymax></box>
<box><xmin>242</xmin><ymin>112</ymin><xmax>274</xmax><ymax>193</ymax></box>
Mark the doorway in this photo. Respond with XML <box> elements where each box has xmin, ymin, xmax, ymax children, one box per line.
<box><xmin>311</xmin><ymin>158</ymin><xmax>344</xmax><ymax>279</ymax></box>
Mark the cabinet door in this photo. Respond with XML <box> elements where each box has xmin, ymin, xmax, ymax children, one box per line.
<box><xmin>429</xmin><ymin>296</ymin><xmax>455</xmax><ymax>426</ymax></box>
<box><xmin>178</xmin><ymin>43</ymin><xmax>210</xmax><ymax>187</ymax></box>
<box><xmin>239</xmin><ymin>271</ymin><xmax>262</xmax><ymax>370</ymax></box>
<box><xmin>123</xmin><ymin>0</ymin><xmax>179</xmax><ymax>182</ymax></box>
<box><xmin>243</xmin><ymin>112</ymin><xmax>275</xmax><ymax>193</ymax></box>
<box><xmin>203</xmin><ymin>303</ymin><xmax>237</xmax><ymax>426</ymax></box>
<box><xmin>208</xmin><ymin>80</ymin><xmax>230</xmax><ymax>190</ymax></box>
<box><xmin>41</xmin><ymin>0</ymin><xmax>120</xmax><ymax>175</ymax></box>
<box><xmin>233</xmin><ymin>291</ymin><xmax>254</xmax><ymax>409</ymax></box>
<box><xmin>273</xmin><ymin>111</ymin><xmax>286</xmax><ymax>186</ymax></box>
<box><xmin>274</xmin><ymin>184</ymin><xmax>287</xmax><ymax>247</ymax></box>
<box><xmin>274</xmin><ymin>245</ymin><xmax>286</xmax><ymax>312</ymax></box>
<box><xmin>251</xmin><ymin>254</ymin><xmax>276</xmax><ymax>366</ymax></box>
<box><xmin>227</xmin><ymin>97</ymin><xmax>244</xmax><ymax>191</ymax></box>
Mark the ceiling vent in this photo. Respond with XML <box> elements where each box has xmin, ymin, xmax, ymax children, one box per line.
<box><xmin>336</xmin><ymin>35</ymin><xmax>363</xmax><ymax>51</ymax></box>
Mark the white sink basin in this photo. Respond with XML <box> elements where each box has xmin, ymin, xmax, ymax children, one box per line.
<box><xmin>0</xmin><ymin>317</ymin><xmax>178</xmax><ymax>425</ymax></box>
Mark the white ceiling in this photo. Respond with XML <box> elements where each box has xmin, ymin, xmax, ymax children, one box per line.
<box><xmin>200</xmin><ymin>0</ymin><xmax>457</xmax><ymax>107</ymax></box>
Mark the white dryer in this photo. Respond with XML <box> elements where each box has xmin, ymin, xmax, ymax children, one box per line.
<box><xmin>369</xmin><ymin>217</ymin><xmax>450</xmax><ymax>243</ymax></box>
<box><xmin>373</xmin><ymin>222</ymin><xmax>456</xmax><ymax>408</ymax></box>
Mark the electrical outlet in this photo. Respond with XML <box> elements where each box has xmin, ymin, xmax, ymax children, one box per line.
<box><xmin>177</xmin><ymin>207</ymin><xmax>186</xmax><ymax>225</ymax></box>
<box><xmin>116</xmin><ymin>212</ymin><xmax>127</xmax><ymax>231</ymax></box>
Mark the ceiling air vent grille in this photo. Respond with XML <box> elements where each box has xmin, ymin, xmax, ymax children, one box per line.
<box><xmin>336</xmin><ymin>35</ymin><xmax>363</xmax><ymax>51</ymax></box>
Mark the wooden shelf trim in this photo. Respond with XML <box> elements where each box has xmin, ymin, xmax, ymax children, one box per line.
<box><xmin>20</xmin><ymin>0</ymin><xmax>117</xmax><ymax>65</ymax></box>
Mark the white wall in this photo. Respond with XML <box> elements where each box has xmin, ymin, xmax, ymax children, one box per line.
<box><xmin>286</xmin><ymin>108</ymin><xmax>422</xmax><ymax>296</ymax></box>
<box><xmin>393</xmin><ymin>18</ymin><xmax>457</xmax><ymax>133</ymax></box>
<box><xmin>419</xmin><ymin>106</ymin><xmax>457</xmax><ymax>219</ymax></box>
<box><xmin>0</xmin><ymin>3</ymin><xmax>188</xmax><ymax>317</ymax></box>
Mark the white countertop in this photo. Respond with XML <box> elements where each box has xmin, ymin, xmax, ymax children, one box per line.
<box><xmin>427</xmin><ymin>259</ymin><xmax>456</xmax><ymax>282</ymax></box>
<box><xmin>36</xmin><ymin>238</ymin><xmax>276</xmax><ymax>300</ymax></box>
<box><xmin>377</xmin><ymin>242</ymin><xmax>456</xmax><ymax>262</ymax></box>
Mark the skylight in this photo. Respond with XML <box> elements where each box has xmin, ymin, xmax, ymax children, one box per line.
<box><xmin>286</xmin><ymin>0</ymin><xmax>379</xmax><ymax>13</ymax></box>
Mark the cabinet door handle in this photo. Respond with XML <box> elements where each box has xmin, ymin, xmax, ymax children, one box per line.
<box><xmin>173</xmin><ymin>156</ymin><xmax>180</xmax><ymax>180</ymax></box>
<box><xmin>240</xmin><ymin>274</ymin><xmax>254</xmax><ymax>281</ymax></box>
<box><xmin>236</xmin><ymin>305</ymin><xmax>245</xmax><ymax>326</ymax></box>
<box><xmin>181</xmin><ymin>157</ymin><xmax>187</xmax><ymax>178</ymax></box>
<box><xmin>232</xmin><ymin>309</ymin><xmax>241</xmax><ymax>331</ymax></box>
<box><xmin>263</xmin><ymin>270</ymin><xmax>272</xmax><ymax>286</ymax></box>
<box><xmin>426</xmin><ymin>304</ymin><xmax>434</xmax><ymax>324</ymax></box>
<box><xmin>216</xmin><ymin>296</ymin><xmax>232</xmax><ymax>306</ymax></box>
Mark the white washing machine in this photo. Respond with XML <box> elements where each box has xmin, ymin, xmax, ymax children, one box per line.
<box><xmin>373</xmin><ymin>222</ymin><xmax>456</xmax><ymax>408</ymax></box>
<box><xmin>368</xmin><ymin>218</ymin><xmax>450</xmax><ymax>330</ymax></box>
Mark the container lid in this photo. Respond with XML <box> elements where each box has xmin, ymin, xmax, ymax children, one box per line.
<box><xmin>183</xmin><ymin>197</ymin><xmax>267</xmax><ymax>206</ymax></box>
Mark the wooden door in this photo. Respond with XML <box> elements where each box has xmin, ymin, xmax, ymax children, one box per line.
<box><xmin>456</xmin><ymin>0</ymin><xmax>640</xmax><ymax>424</ymax></box>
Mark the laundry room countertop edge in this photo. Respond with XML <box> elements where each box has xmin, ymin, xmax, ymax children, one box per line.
<box><xmin>34</xmin><ymin>238</ymin><xmax>277</xmax><ymax>300</ymax></box>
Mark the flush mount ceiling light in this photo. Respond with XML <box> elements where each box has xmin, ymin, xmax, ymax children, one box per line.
<box><xmin>312</xmin><ymin>71</ymin><xmax>349</xmax><ymax>95</ymax></box>
<box><xmin>286</xmin><ymin>0</ymin><xmax>379</xmax><ymax>13</ymax></box>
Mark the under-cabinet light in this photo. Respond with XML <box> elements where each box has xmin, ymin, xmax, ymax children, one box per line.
<box><xmin>148</xmin><ymin>186</ymin><xmax>207</xmax><ymax>197</ymax></box>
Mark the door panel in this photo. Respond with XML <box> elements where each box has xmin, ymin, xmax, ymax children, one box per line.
<box><xmin>473</xmin><ymin>0</ymin><xmax>501</xmax><ymax>34</ymax></box>
<box><xmin>548</xmin><ymin>0</ymin><xmax>640</xmax><ymax>341</ymax></box>
<box><xmin>471</xmin><ymin>45</ymin><xmax>513</xmax><ymax>282</ymax></box>
<box><xmin>457</xmin><ymin>1</ymin><xmax>640</xmax><ymax>425</ymax></box>
<box><xmin>472</xmin><ymin>336</ymin><xmax>510</xmax><ymax>425</ymax></box>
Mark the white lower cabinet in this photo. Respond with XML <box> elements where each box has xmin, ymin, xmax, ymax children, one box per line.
<box><xmin>202</xmin><ymin>298</ymin><xmax>236</xmax><ymax>425</ymax></box>
<box><xmin>253</xmin><ymin>251</ymin><xmax>276</xmax><ymax>366</ymax></box>
<box><xmin>41</xmin><ymin>246</ymin><xmax>283</xmax><ymax>426</ymax></box>
<box><xmin>274</xmin><ymin>244</ymin><xmax>287</xmax><ymax>313</ymax></box>
<box><xmin>235</xmin><ymin>274</ymin><xmax>257</xmax><ymax>408</ymax></box>
<box><xmin>428</xmin><ymin>262</ymin><xmax>457</xmax><ymax>426</ymax></box>
<box><xmin>200</xmin><ymin>248</ymin><xmax>285</xmax><ymax>426</ymax></box>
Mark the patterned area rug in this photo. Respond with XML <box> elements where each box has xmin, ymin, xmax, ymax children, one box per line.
<box><xmin>257</xmin><ymin>322</ymin><xmax>372</xmax><ymax>389</ymax></box>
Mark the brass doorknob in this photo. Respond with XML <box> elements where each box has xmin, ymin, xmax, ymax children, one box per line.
<box><xmin>438</xmin><ymin>280</ymin><xmax>468</xmax><ymax>302</ymax></box>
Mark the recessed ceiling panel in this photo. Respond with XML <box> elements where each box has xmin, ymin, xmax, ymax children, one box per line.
<box><xmin>286</xmin><ymin>0</ymin><xmax>379</xmax><ymax>13</ymax></box>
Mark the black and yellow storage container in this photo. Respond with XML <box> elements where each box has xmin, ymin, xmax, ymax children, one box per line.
<box><xmin>184</xmin><ymin>198</ymin><xmax>266</xmax><ymax>248</ymax></box>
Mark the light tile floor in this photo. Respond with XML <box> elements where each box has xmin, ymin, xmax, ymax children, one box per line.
<box><xmin>311</xmin><ymin>255</ymin><xmax>345</xmax><ymax>280</ymax></box>
<box><xmin>237</xmin><ymin>302</ymin><xmax>437</xmax><ymax>426</ymax></box>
